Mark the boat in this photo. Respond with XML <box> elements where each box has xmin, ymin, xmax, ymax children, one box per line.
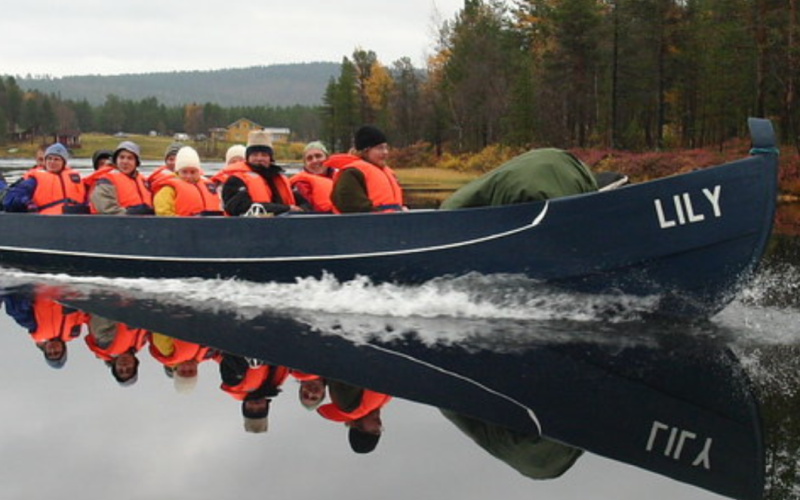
<box><xmin>0</xmin><ymin>118</ymin><xmax>778</xmax><ymax>318</ymax></box>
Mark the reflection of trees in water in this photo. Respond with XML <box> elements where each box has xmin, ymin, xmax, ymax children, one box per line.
<box><xmin>752</xmin><ymin>344</ymin><xmax>800</xmax><ymax>500</ymax></box>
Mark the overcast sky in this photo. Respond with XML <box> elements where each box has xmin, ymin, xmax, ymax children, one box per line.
<box><xmin>1</xmin><ymin>0</ymin><xmax>465</xmax><ymax>78</ymax></box>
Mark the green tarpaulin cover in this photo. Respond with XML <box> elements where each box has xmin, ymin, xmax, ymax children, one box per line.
<box><xmin>440</xmin><ymin>148</ymin><xmax>598</xmax><ymax>209</ymax></box>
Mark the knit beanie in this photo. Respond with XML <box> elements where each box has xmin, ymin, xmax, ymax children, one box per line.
<box><xmin>246</xmin><ymin>130</ymin><xmax>274</xmax><ymax>159</ymax></box>
<box><xmin>349</xmin><ymin>428</ymin><xmax>380</xmax><ymax>454</ymax></box>
<box><xmin>113</xmin><ymin>141</ymin><xmax>141</xmax><ymax>166</ymax></box>
<box><xmin>164</xmin><ymin>142</ymin><xmax>184</xmax><ymax>160</ymax></box>
<box><xmin>303</xmin><ymin>141</ymin><xmax>329</xmax><ymax>156</ymax></box>
<box><xmin>354</xmin><ymin>125</ymin><xmax>387</xmax><ymax>151</ymax></box>
<box><xmin>225</xmin><ymin>144</ymin><xmax>246</xmax><ymax>164</ymax></box>
<box><xmin>44</xmin><ymin>143</ymin><xmax>70</xmax><ymax>163</ymax></box>
<box><xmin>175</xmin><ymin>146</ymin><xmax>201</xmax><ymax>172</ymax></box>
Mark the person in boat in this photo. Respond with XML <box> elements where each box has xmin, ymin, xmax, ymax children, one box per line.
<box><xmin>28</xmin><ymin>146</ymin><xmax>46</xmax><ymax>174</ymax></box>
<box><xmin>146</xmin><ymin>142</ymin><xmax>184</xmax><ymax>191</ymax></box>
<box><xmin>4</xmin><ymin>287</ymin><xmax>88</xmax><ymax>369</ymax></box>
<box><xmin>220</xmin><ymin>130</ymin><xmax>301</xmax><ymax>216</ymax></box>
<box><xmin>84</xmin><ymin>314</ymin><xmax>149</xmax><ymax>387</ymax></box>
<box><xmin>88</xmin><ymin>141</ymin><xmax>154</xmax><ymax>215</ymax></box>
<box><xmin>326</xmin><ymin>125</ymin><xmax>406</xmax><ymax>214</ymax></box>
<box><xmin>3</xmin><ymin>143</ymin><xmax>88</xmax><ymax>214</ymax></box>
<box><xmin>317</xmin><ymin>379</ymin><xmax>391</xmax><ymax>453</ymax></box>
<box><xmin>153</xmin><ymin>146</ymin><xmax>222</xmax><ymax>216</ymax></box>
<box><xmin>289</xmin><ymin>141</ymin><xmax>335</xmax><ymax>213</ymax></box>
<box><xmin>216</xmin><ymin>352</ymin><xmax>290</xmax><ymax>434</ymax></box>
<box><xmin>210</xmin><ymin>144</ymin><xmax>246</xmax><ymax>186</ymax></box>
<box><xmin>91</xmin><ymin>149</ymin><xmax>113</xmax><ymax>171</ymax></box>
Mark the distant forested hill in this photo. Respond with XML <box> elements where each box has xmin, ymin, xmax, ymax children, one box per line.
<box><xmin>13</xmin><ymin>62</ymin><xmax>340</xmax><ymax>106</ymax></box>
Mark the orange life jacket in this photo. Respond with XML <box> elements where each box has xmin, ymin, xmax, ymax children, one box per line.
<box><xmin>224</xmin><ymin>161</ymin><xmax>296</xmax><ymax>208</ymax></box>
<box><xmin>28</xmin><ymin>168</ymin><xmax>86</xmax><ymax>214</ymax></box>
<box><xmin>161</xmin><ymin>177</ymin><xmax>222</xmax><ymax>216</ymax></box>
<box><xmin>91</xmin><ymin>168</ymin><xmax>153</xmax><ymax>212</ymax></box>
<box><xmin>289</xmin><ymin>370</ymin><xmax>321</xmax><ymax>381</ymax></box>
<box><xmin>328</xmin><ymin>155</ymin><xmax>403</xmax><ymax>214</ymax></box>
<box><xmin>289</xmin><ymin>170</ymin><xmax>334</xmax><ymax>212</ymax></box>
<box><xmin>317</xmin><ymin>390</ymin><xmax>392</xmax><ymax>422</ymax></box>
<box><xmin>28</xmin><ymin>296</ymin><xmax>87</xmax><ymax>343</ymax></box>
<box><xmin>85</xmin><ymin>324</ymin><xmax>149</xmax><ymax>361</ymax></box>
<box><xmin>210</xmin><ymin>163</ymin><xmax>240</xmax><ymax>186</ymax></box>
<box><xmin>149</xmin><ymin>338</ymin><xmax>210</xmax><ymax>367</ymax></box>
<box><xmin>146</xmin><ymin>165</ymin><xmax>176</xmax><ymax>192</ymax></box>
<box><xmin>220</xmin><ymin>364</ymin><xmax>290</xmax><ymax>401</ymax></box>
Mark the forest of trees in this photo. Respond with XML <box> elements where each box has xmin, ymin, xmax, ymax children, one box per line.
<box><xmin>0</xmin><ymin>76</ymin><xmax>323</xmax><ymax>145</ymax></box>
<box><xmin>323</xmin><ymin>0</ymin><xmax>800</xmax><ymax>153</ymax></box>
<box><xmin>1</xmin><ymin>0</ymin><xmax>798</xmax><ymax>155</ymax></box>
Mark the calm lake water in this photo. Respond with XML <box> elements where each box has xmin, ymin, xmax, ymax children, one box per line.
<box><xmin>0</xmin><ymin>157</ymin><xmax>796</xmax><ymax>500</ymax></box>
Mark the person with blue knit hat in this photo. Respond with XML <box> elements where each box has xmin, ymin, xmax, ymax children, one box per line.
<box><xmin>3</xmin><ymin>143</ymin><xmax>88</xmax><ymax>214</ymax></box>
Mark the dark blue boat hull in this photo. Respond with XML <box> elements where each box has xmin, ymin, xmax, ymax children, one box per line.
<box><xmin>0</xmin><ymin>121</ymin><xmax>778</xmax><ymax>318</ymax></box>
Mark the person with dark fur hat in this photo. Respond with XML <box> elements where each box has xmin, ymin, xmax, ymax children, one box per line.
<box><xmin>324</xmin><ymin>125</ymin><xmax>406</xmax><ymax>213</ymax></box>
<box><xmin>220</xmin><ymin>130</ymin><xmax>301</xmax><ymax>216</ymax></box>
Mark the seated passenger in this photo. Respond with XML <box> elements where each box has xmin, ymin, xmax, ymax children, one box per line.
<box><xmin>91</xmin><ymin>149</ymin><xmax>113</xmax><ymax>171</ymax></box>
<box><xmin>221</xmin><ymin>130</ymin><xmax>300</xmax><ymax>216</ymax></box>
<box><xmin>153</xmin><ymin>146</ymin><xmax>222</xmax><ymax>216</ymax></box>
<box><xmin>326</xmin><ymin>125</ymin><xmax>406</xmax><ymax>213</ymax></box>
<box><xmin>3</xmin><ymin>143</ymin><xmax>88</xmax><ymax>214</ymax></box>
<box><xmin>88</xmin><ymin>141</ymin><xmax>154</xmax><ymax>215</ymax></box>
<box><xmin>210</xmin><ymin>144</ymin><xmax>246</xmax><ymax>186</ymax></box>
<box><xmin>289</xmin><ymin>141</ymin><xmax>335</xmax><ymax>212</ymax></box>
<box><xmin>146</xmin><ymin>142</ymin><xmax>183</xmax><ymax>191</ymax></box>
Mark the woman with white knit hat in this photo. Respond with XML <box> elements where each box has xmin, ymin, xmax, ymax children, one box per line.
<box><xmin>153</xmin><ymin>146</ymin><xmax>222</xmax><ymax>216</ymax></box>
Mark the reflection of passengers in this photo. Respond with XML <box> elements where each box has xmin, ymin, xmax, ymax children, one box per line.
<box><xmin>217</xmin><ymin>353</ymin><xmax>289</xmax><ymax>434</ymax></box>
<box><xmin>149</xmin><ymin>333</ymin><xmax>213</xmax><ymax>393</ymax></box>
<box><xmin>3</xmin><ymin>143</ymin><xmax>88</xmax><ymax>214</ymax></box>
<box><xmin>317</xmin><ymin>380</ymin><xmax>391</xmax><ymax>454</ymax></box>
<box><xmin>4</xmin><ymin>288</ymin><xmax>87</xmax><ymax>369</ymax></box>
<box><xmin>221</xmin><ymin>130</ymin><xmax>300</xmax><ymax>216</ymax></box>
<box><xmin>85</xmin><ymin>315</ymin><xmax>150</xmax><ymax>386</ymax></box>
<box><xmin>88</xmin><ymin>141</ymin><xmax>154</xmax><ymax>215</ymax></box>
<box><xmin>290</xmin><ymin>370</ymin><xmax>327</xmax><ymax>410</ymax></box>
<box><xmin>153</xmin><ymin>147</ymin><xmax>222</xmax><ymax>216</ymax></box>
<box><xmin>441</xmin><ymin>410</ymin><xmax>583</xmax><ymax>479</ymax></box>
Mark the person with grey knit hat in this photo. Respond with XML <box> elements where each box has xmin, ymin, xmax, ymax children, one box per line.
<box><xmin>89</xmin><ymin>140</ymin><xmax>154</xmax><ymax>215</ymax></box>
<box><xmin>220</xmin><ymin>130</ymin><xmax>301</xmax><ymax>216</ymax></box>
<box><xmin>324</xmin><ymin>125</ymin><xmax>407</xmax><ymax>213</ymax></box>
<box><xmin>289</xmin><ymin>140</ymin><xmax>335</xmax><ymax>212</ymax></box>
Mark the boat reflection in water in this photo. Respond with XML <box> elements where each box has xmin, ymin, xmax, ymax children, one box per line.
<box><xmin>1</xmin><ymin>276</ymin><xmax>787</xmax><ymax>500</ymax></box>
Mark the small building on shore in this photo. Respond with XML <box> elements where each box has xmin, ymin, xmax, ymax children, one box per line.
<box><xmin>220</xmin><ymin>119</ymin><xmax>291</xmax><ymax>144</ymax></box>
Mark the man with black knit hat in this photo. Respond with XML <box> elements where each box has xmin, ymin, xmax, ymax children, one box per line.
<box><xmin>324</xmin><ymin>125</ymin><xmax>406</xmax><ymax>213</ymax></box>
<box><xmin>221</xmin><ymin>130</ymin><xmax>300</xmax><ymax>216</ymax></box>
